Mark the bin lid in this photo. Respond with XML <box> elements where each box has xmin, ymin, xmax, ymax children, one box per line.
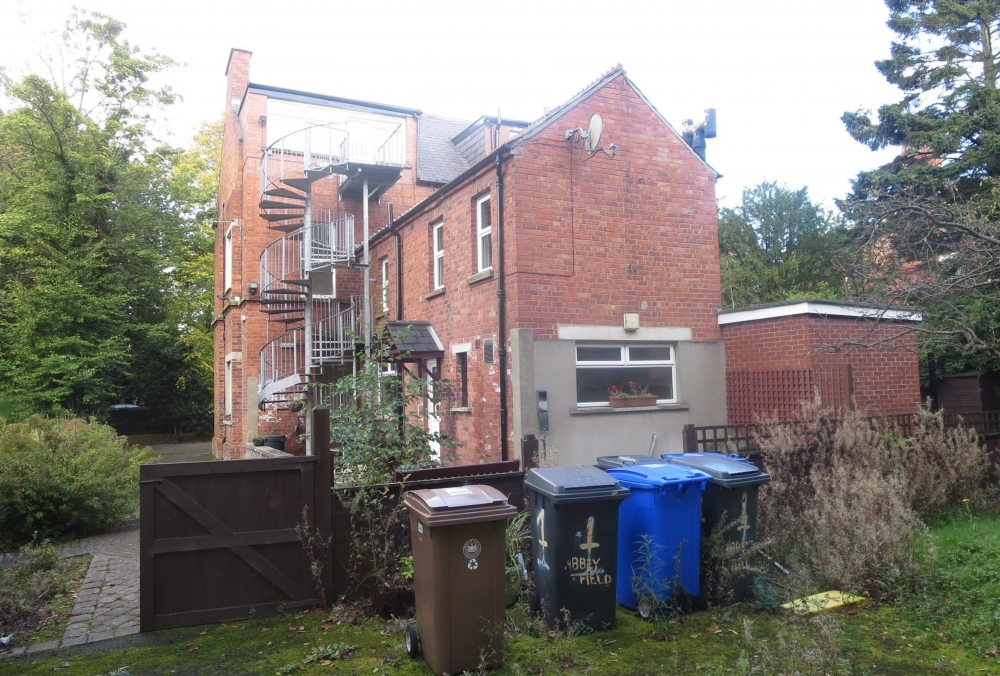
<box><xmin>605</xmin><ymin>463</ymin><xmax>711</xmax><ymax>490</ymax></box>
<box><xmin>403</xmin><ymin>484</ymin><xmax>517</xmax><ymax>526</ymax></box>
<box><xmin>661</xmin><ymin>453</ymin><xmax>771</xmax><ymax>488</ymax></box>
<box><xmin>596</xmin><ymin>454</ymin><xmax>663</xmax><ymax>468</ymax></box>
<box><xmin>524</xmin><ymin>465</ymin><xmax>630</xmax><ymax>504</ymax></box>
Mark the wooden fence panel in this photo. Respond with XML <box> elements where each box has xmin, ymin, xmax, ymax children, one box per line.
<box><xmin>140</xmin><ymin>411</ymin><xmax>333</xmax><ymax>632</ymax></box>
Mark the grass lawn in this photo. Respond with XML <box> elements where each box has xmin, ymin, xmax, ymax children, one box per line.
<box><xmin>2</xmin><ymin>516</ymin><xmax>997</xmax><ymax>675</ymax></box>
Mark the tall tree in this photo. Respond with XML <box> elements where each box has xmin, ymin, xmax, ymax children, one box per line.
<box><xmin>843</xmin><ymin>1</ymin><xmax>1000</xmax><ymax>198</ymax></box>
<box><xmin>719</xmin><ymin>182</ymin><xmax>850</xmax><ymax>307</ymax></box>
<box><xmin>0</xmin><ymin>11</ymin><xmax>215</xmax><ymax>429</ymax></box>
<box><xmin>841</xmin><ymin>1</ymin><xmax>1000</xmax><ymax>372</ymax></box>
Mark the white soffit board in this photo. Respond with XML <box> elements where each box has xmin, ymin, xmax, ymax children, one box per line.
<box><xmin>717</xmin><ymin>302</ymin><xmax>922</xmax><ymax>325</ymax></box>
<box><xmin>557</xmin><ymin>325</ymin><xmax>694</xmax><ymax>341</ymax></box>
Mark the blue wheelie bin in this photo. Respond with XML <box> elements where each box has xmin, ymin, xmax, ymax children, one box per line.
<box><xmin>605</xmin><ymin>464</ymin><xmax>710</xmax><ymax>617</ymax></box>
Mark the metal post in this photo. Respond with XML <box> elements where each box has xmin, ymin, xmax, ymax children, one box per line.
<box><xmin>363</xmin><ymin>177</ymin><xmax>371</xmax><ymax>365</ymax></box>
<box><xmin>304</xmin><ymin>183</ymin><xmax>314</xmax><ymax>455</ymax></box>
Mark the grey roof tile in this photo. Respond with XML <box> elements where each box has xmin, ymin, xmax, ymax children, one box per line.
<box><xmin>418</xmin><ymin>116</ymin><xmax>471</xmax><ymax>184</ymax></box>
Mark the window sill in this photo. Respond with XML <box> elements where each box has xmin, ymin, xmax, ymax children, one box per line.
<box><xmin>426</xmin><ymin>287</ymin><xmax>446</xmax><ymax>300</ymax></box>
<box><xmin>569</xmin><ymin>403</ymin><xmax>689</xmax><ymax>415</ymax></box>
<box><xmin>448</xmin><ymin>407</ymin><xmax>473</xmax><ymax>413</ymax></box>
<box><xmin>467</xmin><ymin>268</ymin><xmax>494</xmax><ymax>286</ymax></box>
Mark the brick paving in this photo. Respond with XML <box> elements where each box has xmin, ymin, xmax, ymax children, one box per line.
<box><xmin>2</xmin><ymin>442</ymin><xmax>213</xmax><ymax>657</ymax></box>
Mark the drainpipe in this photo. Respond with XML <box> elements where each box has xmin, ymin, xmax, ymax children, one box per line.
<box><xmin>496</xmin><ymin>151</ymin><xmax>509</xmax><ymax>462</ymax></box>
<box><xmin>390</xmin><ymin>204</ymin><xmax>403</xmax><ymax>320</ymax></box>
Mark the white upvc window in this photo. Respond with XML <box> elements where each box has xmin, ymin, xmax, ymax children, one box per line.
<box><xmin>477</xmin><ymin>194</ymin><xmax>492</xmax><ymax>272</ymax></box>
<box><xmin>433</xmin><ymin>221</ymin><xmax>444</xmax><ymax>289</ymax></box>
<box><xmin>381</xmin><ymin>258</ymin><xmax>390</xmax><ymax>313</ymax></box>
<box><xmin>575</xmin><ymin>344</ymin><xmax>676</xmax><ymax>407</ymax></box>
<box><xmin>224</xmin><ymin>224</ymin><xmax>234</xmax><ymax>292</ymax></box>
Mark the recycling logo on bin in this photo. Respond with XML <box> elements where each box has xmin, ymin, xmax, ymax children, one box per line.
<box><xmin>463</xmin><ymin>539</ymin><xmax>482</xmax><ymax>570</ymax></box>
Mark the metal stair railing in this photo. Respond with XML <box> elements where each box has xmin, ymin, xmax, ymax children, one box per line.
<box><xmin>259</xmin><ymin>300</ymin><xmax>358</xmax><ymax>404</ymax></box>
<box><xmin>259</xmin><ymin>210</ymin><xmax>355</xmax><ymax>296</ymax></box>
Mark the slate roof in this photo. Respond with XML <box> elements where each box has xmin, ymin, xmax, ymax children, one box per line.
<box><xmin>417</xmin><ymin>116</ymin><xmax>472</xmax><ymax>184</ymax></box>
<box><xmin>386</xmin><ymin>321</ymin><xmax>445</xmax><ymax>358</ymax></box>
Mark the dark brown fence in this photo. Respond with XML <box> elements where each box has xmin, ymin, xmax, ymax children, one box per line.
<box><xmin>139</xmin><ymin>410</ymin><xmax>333</xmax><ymax>632</ymax></box>
<box><xmin>331</xmin><ymin>462</ymin><xmax>525</xmax><ymax>600</ymax></box>
<box><xmin>727</xmin><ymin>365</ymin><xmax>854</xmax><ymax>424</ymax></box>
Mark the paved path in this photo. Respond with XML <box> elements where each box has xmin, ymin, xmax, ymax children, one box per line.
<box><xmin>5</xmin><ymin>442</ymin><xmax>216</xmax><ymax>657</ymax></box>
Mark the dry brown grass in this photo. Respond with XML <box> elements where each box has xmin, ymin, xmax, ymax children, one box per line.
<box><xmin>756</xmin><ymin>400</ymin><xmax>989</xmax><ymax>599</ymax></box>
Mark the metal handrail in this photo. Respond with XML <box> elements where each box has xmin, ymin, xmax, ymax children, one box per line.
<box><xmin>259</xmin><ymin>210</ymin><xmax>355</xmax><ymax>296</ymax></box>
<box><xmin>261</xmin><ymin>121</ymin><xmax>404</xmax><ymax>195</ymax></box>
<box><xmin>259</xmin><ymin>300</ymin><xmax>358</xmax><ymax>401</ymax></box>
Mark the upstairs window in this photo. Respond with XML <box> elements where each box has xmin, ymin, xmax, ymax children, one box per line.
<box><xmin>575</xmin><ymin>344</ymin><xmax>676</xmax><ymax>407</ymax></box>
<box><xmin>381</xmin><ymin>257</ymin><xmax>390</xmax><ymax>313</ymax></box>
<box><xmin>433</xmin><ymin>221</ymin><xmax>444</xmax><ymax>289</ymax></box>
<box><xmin>477</xmin><ymin>194</ymin><xmax>492</xmax><ymax>272</ymax></box>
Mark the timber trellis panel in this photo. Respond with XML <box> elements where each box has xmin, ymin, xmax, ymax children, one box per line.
<box><xmin>139</xmin><ymin>412</ymin><xmax>333</xmax><ymax>632</ymax></box>
<box><xmin>726</xmin><ymin>365</ymin><xmax>854</xmax><ymax>424</ymax></box>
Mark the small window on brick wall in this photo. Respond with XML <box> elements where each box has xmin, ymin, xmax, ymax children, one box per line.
<box><xmin>433</xmin><ymin>221</ymin><xmax>444</xmax><ymax>290</ymax></box>
<box><xmin>457</xmin><ymin>352</ymin><xmax>469</xmax><ymax>408</ymax></box>
<box><xmin>381</xmin><ymin>257</ymin><xmax>390</xmax><ymax>313</ymax></box>
<box><xmin>477</xmin><ymin>194</ymin><xmax>492</xmax><ymax>272</ymax></box>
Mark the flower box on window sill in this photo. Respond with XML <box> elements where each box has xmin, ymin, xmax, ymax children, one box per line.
<box><xmin>609</xmin><ymin>395</ymin><xmax>659</xmax><ymax>408</ymax></box>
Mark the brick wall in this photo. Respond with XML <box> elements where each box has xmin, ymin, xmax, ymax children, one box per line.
<box><xmin>721</xmin><ymin>313</ymin><xmax>922</xmax><ymax>420</ymax></box>
<box><xmin>370</xmin><ymin>74</ymin><xmax>722</xmax><ymax>464</ymax></box>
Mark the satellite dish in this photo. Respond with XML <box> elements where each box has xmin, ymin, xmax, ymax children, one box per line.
<box><xmin>585</xmin><ymin>114</ymin><xmax>603</xmax><ymax>153</ymax></box>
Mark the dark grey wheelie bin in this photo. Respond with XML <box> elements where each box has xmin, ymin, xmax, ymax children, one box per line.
<box><xmin>596</xmin><ymin>454</ymin><xmax>663</xmax><ymax>469</ymax></box>
<box><xmin>662</xmin><ymin>452</ymin><xmax>771</xmax><ymax>603</ymax></box>
<box><xmin>525</xmin><ymin>465</ymin><xmax>630</xmax><ymax>631</ymax></box>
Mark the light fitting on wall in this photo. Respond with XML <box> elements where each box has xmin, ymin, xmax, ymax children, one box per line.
<box><xmin>249</xmin><ymin>282</ymin><xmax>259</xmax><ymax>295</ymax></box>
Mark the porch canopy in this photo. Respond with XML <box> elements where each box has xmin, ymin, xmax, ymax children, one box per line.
<box><xmin>384</xmin><ymin>321</ymin><xmax>445</xmax><ymax>379</ymax></box>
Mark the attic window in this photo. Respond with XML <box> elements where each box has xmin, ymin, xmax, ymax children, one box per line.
<box><xmin>484</xmin><ymin>339</ymin><xmax>495</xmax><ymax>364</ymax></box>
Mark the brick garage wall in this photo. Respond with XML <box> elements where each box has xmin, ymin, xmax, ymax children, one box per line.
<box><xmin>807</xmin><ymin>316</ymin><xmax>921</xmax><ymax>415</ymax></box>
<box><xmin>721</xmin><ymin>314</ymin><xmax>922</xmax><ymax>421</ymax></box>
<box><xmin>370</xmin><ymin>73</ymin><xmax>723</xmax><ymax>463</ymax></box>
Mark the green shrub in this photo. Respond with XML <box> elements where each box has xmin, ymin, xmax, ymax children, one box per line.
<box><xmin>0</xmin><ymin>539</ymin><xmax>70</xmax><ymax>637</ymax></box>
<box><xmin>0</xmin><ymin>415</ymin><xmax>152</xmax><ymax>548</ymax></box>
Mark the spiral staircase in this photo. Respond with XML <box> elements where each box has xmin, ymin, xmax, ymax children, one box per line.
<box><xmin>257</xmin><ymin>121</ymin><xmax>404</xmax><ymax>410</ymax></box>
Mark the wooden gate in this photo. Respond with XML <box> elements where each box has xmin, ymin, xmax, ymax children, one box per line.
<box><xmin>139</xmin><ymin>412</ymin><xmax>332</xmax><ymax>631</ymax></box>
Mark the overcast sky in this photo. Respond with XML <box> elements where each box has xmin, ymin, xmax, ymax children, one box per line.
<box><xmin>2</xmin><ymin>0</ymin><xmax>901</xmax><ymax>209</ymax></box>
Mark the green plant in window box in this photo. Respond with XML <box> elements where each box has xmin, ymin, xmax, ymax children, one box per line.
<box><xmin>608</xmin><ymin>382</ymin><xmax>657</xmax><ymax>407</ymax></box>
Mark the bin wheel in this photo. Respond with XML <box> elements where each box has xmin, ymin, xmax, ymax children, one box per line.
<box><xmin>527</xmin><ymin>590</ymin><xmax>540</xmax><ymax>614</ymax></box>
<box><xmin>404</xmin><ymin>623</ymin><xmax>420</xmax><ymax>658</ymax></box>
<box><xmin>637</xmin><ymin>596</ymin><xmax>655</xmax><ymax>620</ymax></box>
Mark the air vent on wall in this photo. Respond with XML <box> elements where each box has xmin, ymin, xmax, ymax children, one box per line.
<box><xmin>484</xmin><ymin>339</ymin><xmax>495</xmax><ymax>364</ymax></box>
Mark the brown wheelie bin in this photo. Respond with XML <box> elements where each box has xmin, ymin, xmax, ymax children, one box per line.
<box><xmin>403</xmin><ymin>485</ymin><xmax>517</xmax><ymax>676</ymax></box>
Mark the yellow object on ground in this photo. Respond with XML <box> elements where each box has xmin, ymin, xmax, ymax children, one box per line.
<box><xmin>781</xmin><ymin>591</ymin><xmax>867</xmax><ymax>615</ymax></box>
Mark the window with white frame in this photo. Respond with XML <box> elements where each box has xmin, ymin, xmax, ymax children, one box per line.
<box><xmin>575</xmin><ymin>344</ymin><xmax>675</xmax><ymax>406</ymax></box>
<box><xmin>433</xmin><ymin>221</ymin><xmax>444</xmax><ymax>289</ymax></box>
<box><xmin>476</xmin><ymin>194</ymin><xmax>492</xmax><ymax>272</ymax></box>
<box><xmin>381</xmin><ymin>257</ymin><xmax>390</xmax><ymax>313</ymax></box>
<box><xmin>224</xmin><ymin>225</ymin><xmax>234</xmax><ymax>292</ymax></box>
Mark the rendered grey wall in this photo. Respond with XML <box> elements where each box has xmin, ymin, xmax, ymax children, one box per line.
<box><xmin>522</xmin><ymin>338</ymin><xmax>727</xmax><ymax>467</ymax></box>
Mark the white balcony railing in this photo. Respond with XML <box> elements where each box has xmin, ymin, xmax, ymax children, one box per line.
<box><xmin>261</xmin><ymin>122</ymin><xmax>404</xmax><ymax>194</ymax></box>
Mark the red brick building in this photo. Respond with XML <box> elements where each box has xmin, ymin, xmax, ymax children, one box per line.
<box><xmin>719</xmin><ymin>300</ymin><xmax>922</xmax><ymax>423</ymax></box>
<box><xmin>214</xmin><ymin>50</ymin><xmax>729</xmax><ymax>463</ymax></box>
